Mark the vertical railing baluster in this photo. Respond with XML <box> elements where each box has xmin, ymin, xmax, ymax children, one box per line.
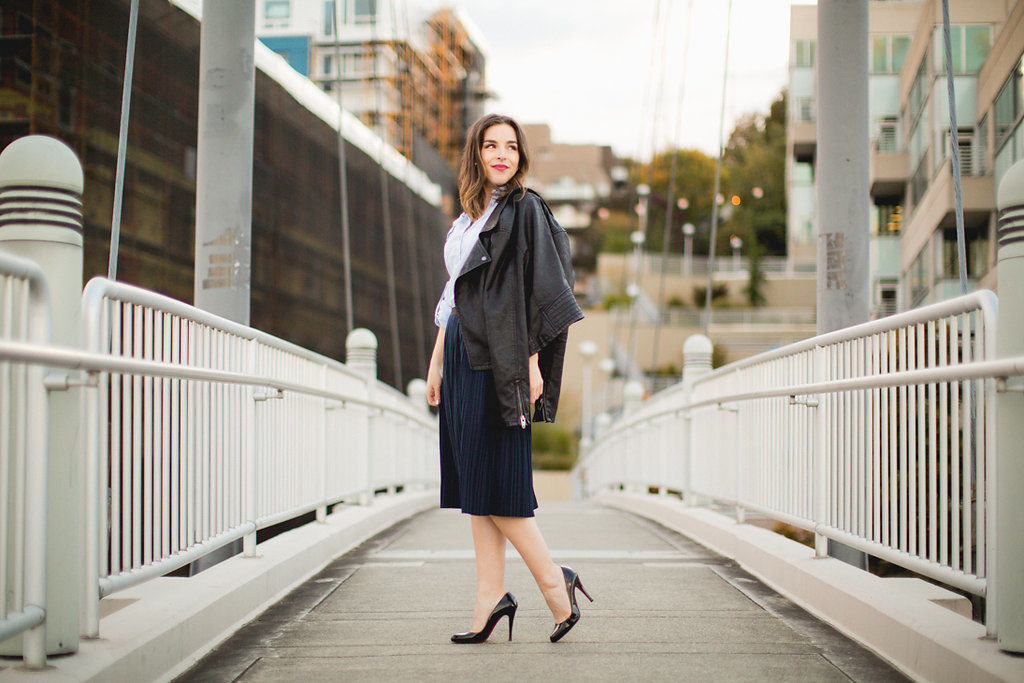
<box><xmin>938</xmin><ymin>318</ymin><xmax>949</xmax><ymax>567</ymax></box>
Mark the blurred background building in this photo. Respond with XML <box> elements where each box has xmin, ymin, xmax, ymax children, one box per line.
<box><xmin>255</xmin><ymin>0</ymin><xmax>487</xmax><ymax>205</ymax></box>
<box><xmin>787</xmin><ymin>0</ymin><xmax>1021</xmax><ymax>318</ymax></box>
<box><xmin>0</xmin><ymin>0</ymin><xmax>467</xmax><ymax>388</ymax></box>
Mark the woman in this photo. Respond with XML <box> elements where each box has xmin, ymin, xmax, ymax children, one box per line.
<box><xmin>426</xmin><ymin>114</ymin><xmax>589</xmax><ymax>644</ymax></box>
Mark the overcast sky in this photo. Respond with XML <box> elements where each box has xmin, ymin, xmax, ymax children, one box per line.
<box><xmin>424</xmin><ymin>0</ymin><xmax>816</xmax><ymax>159</ymax></box>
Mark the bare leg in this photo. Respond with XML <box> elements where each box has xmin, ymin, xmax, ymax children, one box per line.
<box><xmin>469</xmin><ymin>515</ymin><xmax>508</xmax><ymax>631</ymax></box>
<box><xmin>490</xmin><ymin>516</ymin><xmax>571</xmax><ymax>623</ymax></box>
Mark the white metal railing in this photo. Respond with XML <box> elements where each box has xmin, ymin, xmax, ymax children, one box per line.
<box><xmin>73</xmin><ymin>278</ymin><xmax>437</xmax><ymax>635</ymax></box>
<box><xmin>0</xmin><ymin>252</ymin><xmax>49</xmax><ymax>668</ymax></box>
<box><xmin>661</xmin><ymin>307</ymin><xmax>816</xmax><ymax>327</ymax></box>
<box><xmin>575</xmin><ymin>291</ymin><xmax>1014</xmax><ymax>630</ymax></box>
<box><xmin>640</xmin><ymin>254</ymin><xmax>817</xmax><ymax>277</ymax></box>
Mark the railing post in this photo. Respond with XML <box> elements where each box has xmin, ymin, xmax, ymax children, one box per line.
<box><xmin>813</xmin><ymin>344</ymin><xmax>828</xmax><ymax>558</ymax></box>
<box><xmin>406</xmin><ymin>379</ymin><xmax>428</xmax><ymax>492</ymax></box>
<box><xmin>347</xmin><ymin>328</ymin><xmax>378</xmax><ymax>504</ymax></box>
<box><xmin>243</xmin><ymin>339</ymin><xmax>258</xmax><ymax>556</ymax></box>
<box><xmin>682</xmin><ymin>335</ymin><xmax>713</xmax><ymax>506</ymax></box>
<box><xmin>0</xmin><ymin>135</ymin><xmax>84</xmax><ymax>658</ymax></box>
<box><xmin>317</xmin><ymin>365</ymin><xmax>328</xmax><ymax>523</ymax></box>
<box><xmin>994</xmin><ymin>159</ymin><xmax>1024</xmax><ymax>651</ymax></box>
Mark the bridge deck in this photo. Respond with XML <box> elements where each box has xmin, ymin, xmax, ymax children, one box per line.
<box><xmin>179</xmin><ymin>502</ymin><xmax>904</xmax><ymax>681</ymax></box>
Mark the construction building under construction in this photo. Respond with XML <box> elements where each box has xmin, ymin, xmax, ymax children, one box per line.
<box><xmin>0</xmin><ymin>0</ymin><xmax>453</xmax><ymax>388</ymax></box>
<box><xmin>257</xmin><ymin>0</ymin><xmax>488</xmax><ymax>197</ymax></box>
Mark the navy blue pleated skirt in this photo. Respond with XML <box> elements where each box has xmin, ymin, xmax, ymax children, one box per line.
<box><xmin>439</xmin><ymin>314</ymin><xmax>537</xmax><ymax>517</ymax></box>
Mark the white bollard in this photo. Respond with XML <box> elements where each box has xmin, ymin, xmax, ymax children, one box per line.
<box><xmin>346</xmin><ymin>327</ymin><xmax>378</xmax><ymax>379</ymax></box>
<box><xmin>406</xmin><ymin>378</ymin><xmax>428</xmax><ymax>413</ymax></box>
<box><xmin>682</xmin><ymin>334</ymin><xmax>713</xmax><ymax>382</ymax></box>
<box><xmin>681</xmin><ymin>334</ymin><xmax>713</xmax><ymax>506</ymax></box>
<box><xmin>995</xmin><ymin>159</ymin><xmax>1024</xmax><ymax>651</ymax></box>
<box><xmin>347</xmin><ymin>328</ymin><xmax>378</xmax><ymax>502</ymax></box>
<box><xmin>0</xmin><ymin>135</ymin><xmax>84</xmax><ymax>655</ymax></box>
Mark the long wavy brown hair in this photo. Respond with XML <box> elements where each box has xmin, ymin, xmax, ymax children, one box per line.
<box><xmin>458</xmin><ymin>113</ymin><xmax>531</xmax><ymax>219</ymax></box>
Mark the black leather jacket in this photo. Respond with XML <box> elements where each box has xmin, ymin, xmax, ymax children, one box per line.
<box><xmin>453</xmin><ymin>189</ymin><xmax>584</xmax><ymax>428</ymax></box>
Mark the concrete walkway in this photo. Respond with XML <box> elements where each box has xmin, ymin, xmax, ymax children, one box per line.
<box><xmin>178</xmin><ymin>502</ymin><xmax>905</xmax><ymax>682</ymax></box>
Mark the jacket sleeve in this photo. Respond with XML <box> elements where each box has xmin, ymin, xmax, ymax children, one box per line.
<box><xmin>525</xmin><ymin>195</ymin><xmax>584</xmax><ymax>353</ymax></box>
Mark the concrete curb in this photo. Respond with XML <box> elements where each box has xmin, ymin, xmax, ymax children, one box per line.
<box><xmin>599</xmin><ymin>492</ymin><xmax>1024</xmax><ymax>683</ymax></box>
<box><xmin>10</xmin><ymin>491</ymin><xmax>437</xmax><ymax>682</ymax></box>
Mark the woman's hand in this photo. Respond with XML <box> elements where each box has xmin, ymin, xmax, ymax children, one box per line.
<box><xmin>529</xmin><ymin>353</ymin><xmax>543</xmax><ymax>405</ymax></box>
<box><xmin>426</xmin><ymin>360</ymin><xmax>442</xmax><ymax>407</ymax></box>
<box><xmin>426</xmin><ymin>327</ymin><xmax>445</xmax><ymax>407</ymax></box>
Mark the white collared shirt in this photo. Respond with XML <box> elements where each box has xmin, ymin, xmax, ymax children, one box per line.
<box><xmin>434</xmin><ymin>193</ymin><xmax>501</xmax><ymax>328</ymax></box>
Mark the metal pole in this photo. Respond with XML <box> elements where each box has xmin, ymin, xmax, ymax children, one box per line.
<box><xmin>994</xmin><ymin>160</ymin><xmax>1024</xmax><ymax>651</ymax></box>
<box><xmin>194</xmin><ymin>0</ymin><xmax>256</xmax><ymax>325</ymax></box>
<box><xmin>817</xmin><ymin>0</ymin><xmax>870</xmax><ymax>570</ymax></box>
<box><xmin>0</xmin><ymin>135</ymin><xmax>84</xmax><ymax>656</ymax></box>
<box><xmin>108</xmin><ymin>0</ymin><xmax>140</xmax><ymax>281</ymax></box>
<box><xmin>703</xmin><ymin>0</ymin><xmax>733</xmax><ymax>337</ymax></box>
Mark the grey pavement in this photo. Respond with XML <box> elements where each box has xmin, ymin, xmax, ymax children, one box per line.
<box><xmin>177</xmin><ymin>502</ymin><xmax>906</xmax><ymax>682</ymax></box>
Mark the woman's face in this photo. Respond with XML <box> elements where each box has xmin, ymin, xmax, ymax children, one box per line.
<box><xmin>480</xmin><ymin>123</ymin><xmax>519</xmax><ymax>191</ymax></box>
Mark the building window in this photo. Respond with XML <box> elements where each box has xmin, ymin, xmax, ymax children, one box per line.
<box><xmin>909</xmin><ymin>246</ymin><xmax>930</xmax><ymax>307</ymax></box>
<box><xmin>797</xmin><ymin>97</ymin><xmax>814</xmax><ymax>123</ymax></box>
<box><xmin>265</xmin><ymin>1</ymin><xmax>290</xmax><ymax>20</ymax></box>
<box><xmin>876</xmin><ymin>204</ymin><xmax>902</xmax><ymax>234</ymax></box>
<box><xmin>793</xmin><ymin>40</ymin><xmax>814</xmax><ymax>68</ymax></box>
<box><xmin>876</xmin><ymin>116</ymin><xmax>899</xmax><ymax>152</ymax></box>
<box><xmin>942</xmin><ymin>227</ymin><xmax>988</xmax><ymax>279</ymax></box>
<box><xmin>933</xmin><ymin>25</ymin><xmax>991</xmax><ymax>75</ymax></box>
<box><xmin>871</xmin><ymin>35</ymin><xmax>911</xmax><ymax>74</ymax></box>
<box><xmin>350</xmin><ymin>0</ymin><xmax>376</xmax><ymax>24</ymax></box>
<box><xmin>322</xmin><ymin>54</ymin><xmax>333</xmax><ymax>76</ymax></box>
<box><xmin>324</xmin><ymin>1</ymin><xmax>335</xmax><ymax>35</ymax></box>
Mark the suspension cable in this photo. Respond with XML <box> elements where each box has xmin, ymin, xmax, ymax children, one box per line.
<box><xmin>651</xmin><ymin>0</ymin><xmax>695</xmax><ymax>368</ymax></box>
<box><xmin>108</xmin><ymin>0</ymin><xmax>140</xmax><ymax>281</ymax></box>
<box><xmin>703</xmin><ymin>0</ymin><xmax>734</xmax><ymax>336</ymax></box>
<box><xmin>370</xmin><ymin>4</ymin><xmax>403</xmax><ymax>387</ymax></box>
<box><xmin>395</xmin><ymin>0</ymin><xmax>427</xmax><ymax>378</ymax></box>
<box><xmin>331</xmin><ymin>0</ymin><xmax>355</xmax><ymax>333</ymax></box>
<box><xmin>940</xmin><ymin>0</ymin><xmax>968</xmax><ymax>295</ymax></box>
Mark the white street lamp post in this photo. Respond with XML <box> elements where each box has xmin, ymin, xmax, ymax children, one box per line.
<box><xmin>730</xmin><ymin>234</ymin><xmax>743</xmax><ymax>273</ymax></box>
<box><xmin>578</xmin><ymin>340</ymin><xmax>598</xmax><ymax>446</ymax></box>
<box><xmin>683</xmin><ymin>222</ymin><xmax>695</xmax><ymax>276</ymax></box>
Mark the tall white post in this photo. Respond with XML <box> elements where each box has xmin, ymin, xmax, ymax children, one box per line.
<box><xmin>682</xmin><ymin>335</ymin><xmax>713</xmax><ymax>505</ymax></box>
<box><xmin>348</xmin><ymin>328</ymin><xmax>378</xmax><ymax>503</ymax></box>
<box><xmin>994</xmin><ymin>160</ymin><xmax>1024</xmax><ymax>652</ymax></box>
<box><xmin>578</xmin><ymin>340</ymin><xmax>597</xmax><ymax>447</ymax></box>
<box><xmin>0</xmin><ymin>136</ymin><xmax>84</xmax><ymax>655</ymax></box>
<box><xmin>817</xmin><ymin>0</ymin><xmax>870</xmax><ymax>570</ymax></box>
<box><xmin>194</xmin><ymin>0</ymin><xmax>256</xmax><ymax>324</ymax></box>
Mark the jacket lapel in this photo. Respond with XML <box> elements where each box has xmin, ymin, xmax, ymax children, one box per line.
<box><xmin>456</xmin><ymin>195</ymin><xmax>510</xmax><ymax>279</ymax></box>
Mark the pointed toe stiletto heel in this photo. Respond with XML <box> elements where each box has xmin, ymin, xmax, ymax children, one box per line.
<box><xmin>549</xmin><ymin>566</ymin><xmax>593</xmax><ymax>643</ymax></box>
<box><xmin>451</xmin><ymin>592</ymin><xmax>517</xmax><ymax>644</ymax></box>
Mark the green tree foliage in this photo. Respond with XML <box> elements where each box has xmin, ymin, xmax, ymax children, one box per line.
<box><xmin>627</xmin><ymin>149</ymin><xmax>719</xmax><ymax>255</ymax></box>
<box><xmin>626</xmin><ymin>90</ymin><xmax>788</xmax><ymax>263</ymax></box>
<box><xmin>721</xmin><ymin>91</ymin><xmax>788</xmax><ymax>257</ymax></box>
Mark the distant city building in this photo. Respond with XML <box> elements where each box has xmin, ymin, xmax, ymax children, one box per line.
<box><xmin>521</xmin><ymin>124</ymin><xmax>626</xmax><ymax>230</ymax></box>
<box><xmin>787</xmin><ymin>0</ymin><xmax>1018</xmax><ymax>317</ymax></box>
<box><xmin>0</xmin><ymin>0</ymin><xmax>449</xmax><ymax>389</ymax></box>
<box><xmin>256</xmin><ymin>0</ymin><xmax>488</xmax><ymax>173</ymax></box>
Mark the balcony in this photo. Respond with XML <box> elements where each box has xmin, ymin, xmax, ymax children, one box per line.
<box><xmin>900</xmin><ymin>157</ymin><xmax>993</xmax><ymax>273</ymax></box>
<box><xmin>790</xmin><ymin>120</ymin><xmax>816</xmax><ymax>163</ymax></box>
<box><xmin>869</xmin><ymin>140</ymin><xmax>908</xmax><ymax>200</ymax></box>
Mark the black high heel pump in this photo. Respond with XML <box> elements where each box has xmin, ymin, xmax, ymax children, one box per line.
<box><xmin>549</xmin><ymin>566</ymin><xmax>593</xmax><ymax>643</ymax></box>
<box><xmin>451</xmin><ymin>592</ymin><xmax>517</xmax><ymax>644</ymax></box>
